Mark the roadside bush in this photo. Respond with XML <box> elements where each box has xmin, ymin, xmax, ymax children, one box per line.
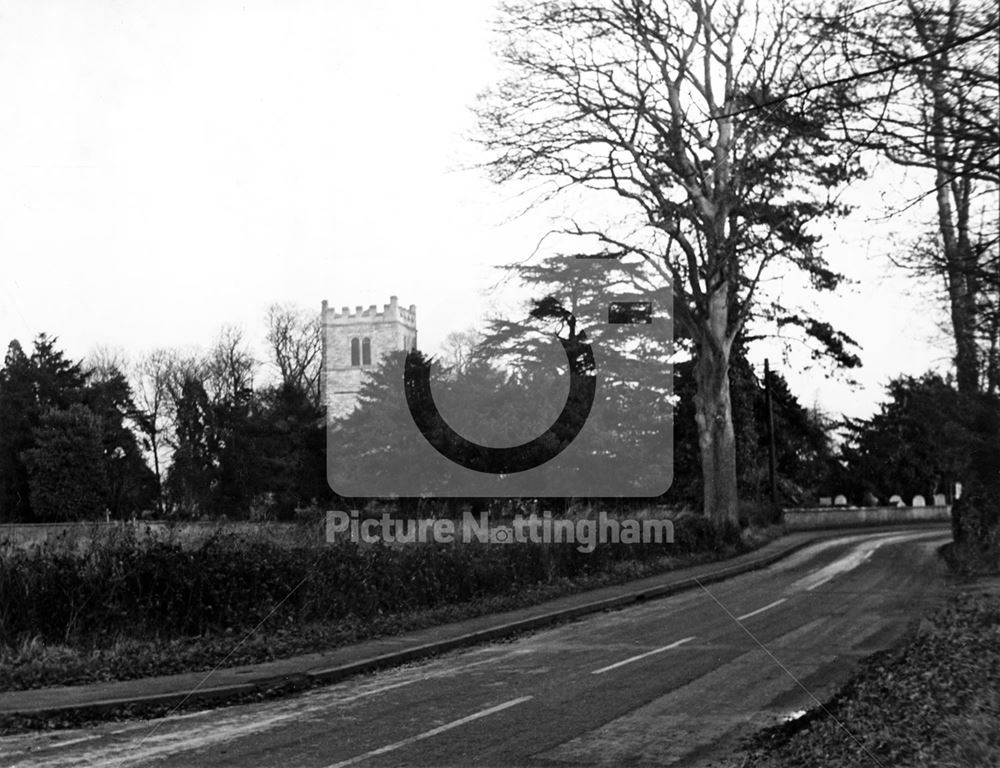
<box><xmin>949</xmin><ymin>395</ymin><xmax>1000</xmax><ymax>574</ymax></box>
<box><xmin>671</xmin><ymin>515</ymin><xmax>741</xmax><ymax>554</ymax></box>
<box><xmin>951</xmin><ymin>486</ymin><xmax>1000</xmax><ymax>574</ymax></box>
<box><xmin>0</xmin><ymin>515</ymin><xmax>751</xmax><ymax>648</ymax></box>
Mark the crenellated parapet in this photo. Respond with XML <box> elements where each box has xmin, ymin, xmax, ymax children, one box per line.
<box><xmin>324</xmin><ymin>295</ymin><xmax>417</xmax><ymax>325</ymax></box>
<box><xmin>320</xmin><ymin>296</ymin><xmax>417</xmax><ymax>419</ymax></box>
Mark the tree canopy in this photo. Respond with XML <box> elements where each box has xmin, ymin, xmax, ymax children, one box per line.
<box><xmin>477</xmin><ymin>0</ymin><xmax>862</xmax><ymax>520</ymax></box>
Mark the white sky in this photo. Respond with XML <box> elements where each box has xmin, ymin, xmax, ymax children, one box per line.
<box><xmin>0</xmin><ymin>0</ymin><xmax>953</xmax><ymax>420</ymax></box>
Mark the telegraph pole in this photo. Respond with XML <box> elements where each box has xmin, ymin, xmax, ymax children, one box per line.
<box><xmin>764</xmin><ymin>358</ymin><xmax>779</xmax><ymax>520</ymax></box>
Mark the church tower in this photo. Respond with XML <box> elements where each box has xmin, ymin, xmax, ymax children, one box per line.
<box><xmin>321</xmin><ymin>296</ymin><xmax>417</xmax><ymax>419</ymax></box>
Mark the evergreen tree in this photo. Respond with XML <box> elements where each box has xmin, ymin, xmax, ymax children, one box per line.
<box><xmin>165</xmin><ymin>375</ymin><xmax>218</xmax><ymax>516</ymax></box>
<box><xmin>29</xmin><ymin>334</ymin><xmax>87</xmax><ymax>411</ymax></box>
<box><xmin>328</xmin><ymin>349</ymin><xmax>462</xmax><ymax>497</ymax></box>
<box><xmin>256</xmin><ymin>382</ymin><xmax>328</xmax><ymax>518</ymax></box>
<box><xmin>212</xmin><ymin>386</ymin><xmax>262</xmax><ymax>519</ymax></box>
<box><xmin>0</xmin><ymin>341</ymin><xmax>36</xmax><ymax>521</ymax></box>
<box><xmin>477</xmin><ymin>254</ymin><xmax>673</xmax><ymax>495</ymax></box>
<box><xmin>837</xmin><ymin>373</ymin><xmax>976</xmax><ymax>502</ymax></box>
<box><xmin>0</xmin><ymin>335</ymin><xmax>159</xmax><ymax>520</ymax></box>
<box><xmin>22</xmin><ymin>405</ymin><xmax>109</xmax><ymax>521</ymax></box>
<box><xmin>82</xmin><ymin>368</ymin><xmax>158</xmax><ymax>517</ymax></box>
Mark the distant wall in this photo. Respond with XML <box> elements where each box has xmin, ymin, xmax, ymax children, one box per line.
<box><xmin>783</xmin><ymin>505</ymin><xmax>951</xmax><ymax>531</ymax></box>
<box><xmin>0</xmin><ymin>519</ymin><xmax>326</xmax><ymax>553</ymax></box>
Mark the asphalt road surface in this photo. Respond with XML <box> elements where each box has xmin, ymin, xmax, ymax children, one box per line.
<box><xmin>1</xmin><ymin>527</ymin><xmax>950</xmax><ymax>768</ymax></box>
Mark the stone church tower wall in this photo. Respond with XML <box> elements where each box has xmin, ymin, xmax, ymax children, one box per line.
<box><xmin>320</xmin><ymin>296</ymin><xmax>417</xmax><ymax>419</ymax></box>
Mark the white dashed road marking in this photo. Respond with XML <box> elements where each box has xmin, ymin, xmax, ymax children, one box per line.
<box><xmin>736</xmin><ymin>598</ymin><xmax>787</xmax><ymax>621</ymax></box>
<box><xmin>324</xmin><ymin>695</ymin><xmax>534</xmax><ymax>768</ymax></box>
<box><xmin>591</xmin><ymin>636</ymin><xmax>696</xmax><ymax>675</ymax></box>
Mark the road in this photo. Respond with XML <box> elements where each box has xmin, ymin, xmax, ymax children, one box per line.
<box><xmin>1</xmin><ymin>527</ymin><xmax>950</xmax><ymax>768</ymax></box>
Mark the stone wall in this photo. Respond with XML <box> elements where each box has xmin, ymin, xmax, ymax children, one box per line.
<box><xmin>782</xmin><ymin>505</ymin><xmax>951</xmax><ymax>531</ymax></box>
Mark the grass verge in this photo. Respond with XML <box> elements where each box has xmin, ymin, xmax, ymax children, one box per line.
<box><xmin>738</xmin><ymin>581</ymin><xmax>1000</xmax><ymax>768</ymax></box>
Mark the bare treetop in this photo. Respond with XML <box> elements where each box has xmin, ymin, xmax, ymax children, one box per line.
<box><xmin>477</xmin><ymin>0</ymin><xmax>862</xmax><ymax>520</ymax></box>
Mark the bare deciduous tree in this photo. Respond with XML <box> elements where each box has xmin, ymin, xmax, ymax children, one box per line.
<box><xmin>205</xmin><ymin>326</ymin><xmax>257</xmax><ymax>404</ymax></box>
<box><xmin>130</xmin><ymin>348</ymin><xmax>177</xmax><ymax>511</ymax></box>
<box><xmin>84</xmin><ymin>345</ymin><xmax>129</xmax><ymax>383</ymax></box>
<box><xmin>265</xmin><ymin>304</ymin><xmax>322</xmax><ymax>405</ymax></box>
<box><xmin>477</xmin><ymin>0</ymin><xmax>859</xmax><ymax>521</ymax></box>
<box><xmin>439</xmin><ymin>328</ymin><xmax>484</xmax><ymax>376</ymax></box>
<box><xmin>822</xmin><ymin>0</ymin><xmax>999</xmax><ymax>393</ymax></box>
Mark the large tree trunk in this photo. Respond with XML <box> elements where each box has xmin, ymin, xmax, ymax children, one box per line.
<box><xmin>150</xmin><ymin>429</ymin><xmax>164</xmax><ymax>516</ymax></box>
<box><xmin>986</xmin><ymin>306</ymin><xmax>1000</xmax><ymax>396</ymax></box>
<box><xmin>947</xmin><ymin>254</ymin><xmax>980</xmax><ymax>395</ymax></box>
<box><xmin>691</xmin><ymin>283</ymin><xmax>739</xmax><ymax>524</ymax></box>
<box><xmin>935</xmin><ymin>169</ymin><xmax>980</xmax><ymax>394</ymax></box>
<box><xmin>927</xmin><ymin>42</ymin><xmax>981</xmax><ymax>395</ymax></box>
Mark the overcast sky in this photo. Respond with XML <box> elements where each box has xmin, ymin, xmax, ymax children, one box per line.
<box><xmin>0</xmin><ymin>0</ymin><xmax>953</xmax><ymax>420</ymax></box>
